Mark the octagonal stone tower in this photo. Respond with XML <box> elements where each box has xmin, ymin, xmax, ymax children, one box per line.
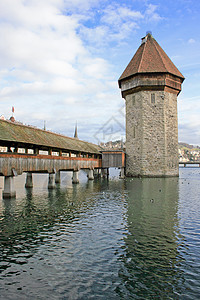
<box><xmin>118</xmin><ymin>33</ymin><xmax>184</xmax><ymax>177</ymax></box>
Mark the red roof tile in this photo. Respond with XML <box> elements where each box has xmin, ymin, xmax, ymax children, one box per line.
<box><xmin>119</xmin><ymin>33</ymin><xmax>184</xmax><ymax>82</ymax></box>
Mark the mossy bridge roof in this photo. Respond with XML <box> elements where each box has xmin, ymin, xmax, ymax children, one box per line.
<box><xmin>0</xmin><ymin>119</ymin><xmax>100</xmax><ymax>154</ymax></box>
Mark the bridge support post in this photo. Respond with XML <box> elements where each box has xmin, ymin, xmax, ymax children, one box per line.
<box><xmin>119</xmin><ymin>167</ymin><xmax>125</xmax><ymax>179</ymax></box>
<box><xmin>101</xmin><ymin>168</ymin><xmax>106</xmax><ymax>178</ymax></box>
<box><xmin>88</xmin><ymin>169</ymin><xmax>94</xmax><ymax>180</ymax></box>
<box><xmin>93</xmin><ymin>169</ymin><xmax>98</xmax><ymax>178</ymax></box>
<box><xmin>55</xmin><ymin>171</ymin><xmax>61</xmax><ymax>184</ymax></box>
<box><xmin>3</xmin><ymin>176</ymin><xmax>16</xmax><ymax>199</ymax></box>
<box><xmin>98</xmin><ymin>169</ymin><xmax>102</xmax><ymax>178</ymax></box>
<box><xmin>102</xmin><ymin>168</ymin><xmax>109</xmax><ymax>179</ymax></box>
<box><xmin>72</xmin><ymin>170</ymin><xmax>79</xmax><ymax>184</ymax></box>
<box><xmin>48</xmin><ymin>173</ymin><xmax>55</xmax><ymax>189</ymax></box>
<box><xmin>25</xmin><ymin>172</ymin><xmax>33</xmax><ymax>188</ymax></box>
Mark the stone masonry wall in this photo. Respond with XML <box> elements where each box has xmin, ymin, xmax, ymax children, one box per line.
<box><xmin>125</xmin><ymin>92</ymin><xmax>143</xmax><ymax>176</ymax></box>
<box><xmin>164</xmin><ymin>92</ymin><xmax>179</xmax><ymax>176</ymax></box>
<box><xmin>125</xmin><ymin>90</ymin><xmax>179</xmax><ymax>177</ymax></box>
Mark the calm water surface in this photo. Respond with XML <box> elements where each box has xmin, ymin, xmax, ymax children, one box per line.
<box><xmin>0</xmin><ymin>168</ymin><xmax>200</xmax><ymax>299</ymax></box>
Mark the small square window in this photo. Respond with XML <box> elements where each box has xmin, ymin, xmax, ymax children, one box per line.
<box><xmin>151</xmin><ymin>93</ymin><xmax>155</xmax><ymax>104</ymax></box>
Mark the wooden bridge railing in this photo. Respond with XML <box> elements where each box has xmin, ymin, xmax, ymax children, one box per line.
<box><xmin>179</xmin><ymin>161</ymin><xmax>200</xmax><ymax>167</ymax></box>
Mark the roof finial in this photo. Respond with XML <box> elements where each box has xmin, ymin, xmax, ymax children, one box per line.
<box><xmin>44</xmin><ymin>120</ymin><xmax>46</xmax><ymax>130</ymax></box>
<box><xmin>146</xmin><ymin>30</ymin><xmax>152</xmax><ymax>36</ymax></box>
<box><xmin>74</xmin><ymin>122</ymin><xmax>78</xmax><ymax>139</ymax></box>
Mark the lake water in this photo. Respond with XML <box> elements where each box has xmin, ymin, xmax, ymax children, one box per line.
<box><xmin>0</xmin><ymin>168</ymin><xmax>200</xmax><ymax>299</ymax></box>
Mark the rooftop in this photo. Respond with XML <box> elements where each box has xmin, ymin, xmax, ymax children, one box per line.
<box><xmin>119</xmin><ymin>33</ymin><xmax>184</xmax><ymax>84</ymax></box>
<box><xmin>0</xmin><ymin>119</ymin><xmax>100</xmax><ymax>154</ymax></box>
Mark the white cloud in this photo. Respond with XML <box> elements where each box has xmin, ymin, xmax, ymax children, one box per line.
<box><xmin>0</xmin><ymin>1</ymin><xmax>110</xmax><ymax>94</ymax></box>
<box><xmin>79</xmin><ymin>3</ymin><xmax>144</xmax><ymax>46</ymax></box>
<box><xmin>101</xmin><ymin>5</ymin><xmax>143</xmax><ymax>27</ymax></box>
<box><xmin>82</xmin><ymin>57</ymin><xmax>110</xmax><ymax>79</ymax></box>
<box><xmin>0</xmin><ymin>0</ymin><xmax>198</xmax><ymax>145</ymax></box>
<box><xmin>79</xmin><ymin>3</ymin><xmax>163</xmax><ymax>47</ymax></box>
<box><xmin>188</xmin><ymin>38</ymin><xmax>195</xmax><ymax>44</ymax></box>
<box><xmin>179</xmin><ymin>123</ymin><xmax>200</xmax><ymax>145</ymax></box>
<box><xmin>145</xmin><ymin>4</ymin><xmax>163</xmax><ymax>22</ymax></box>
<box><xmin>178</xmin><ymin>95</ymin><xmax>200</xmax><ymax>144</ymax></box>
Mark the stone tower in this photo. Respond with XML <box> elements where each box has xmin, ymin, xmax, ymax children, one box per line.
<box><xmin>118</xmin><ymin>33</ymin><xmax>184</xmax><ymax>177</ymax></box>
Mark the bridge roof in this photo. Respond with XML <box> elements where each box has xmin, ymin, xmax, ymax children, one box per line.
<box><xmin>0</xmin><ymin>119</ymin><xmax>100</xmax><ymax>154</ymax></box>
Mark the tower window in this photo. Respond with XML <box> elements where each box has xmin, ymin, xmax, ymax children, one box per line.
<box><xmin>151</xmin><ymin>93</ymin><xmax>155</xmax><ymax>104</ymax></box>
<box><xmin>133</xmin><ymin>126</ymin><xmax>136</xmax><ymax>138</ymax></box>
<box><xmin>132</xmin><ymin>95</ymin><xmax>135</xmax><ymax>105</ymax></box>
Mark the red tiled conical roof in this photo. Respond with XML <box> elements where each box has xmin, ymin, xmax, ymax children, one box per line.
<box><xmin>119</xmin><ymin>33</ymin><xmax>184</xmax><ymax>82</ymax></box>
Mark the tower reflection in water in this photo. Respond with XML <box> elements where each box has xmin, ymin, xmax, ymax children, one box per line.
<box><xmin>117</xmin><ymin>177</ymin><xmax>185</xmax><ymax>298</ymax></box>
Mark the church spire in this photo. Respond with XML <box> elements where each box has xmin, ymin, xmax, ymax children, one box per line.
<box><xmin>74</xmin><ymin>122</ymin><xmax>78</xmax><ymax>139</ymax></box>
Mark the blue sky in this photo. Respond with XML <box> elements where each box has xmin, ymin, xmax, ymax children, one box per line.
<box><xmin>0</xmin><ymin>0</ymin><xmax>199</xmax><ymax>145</ymax></box>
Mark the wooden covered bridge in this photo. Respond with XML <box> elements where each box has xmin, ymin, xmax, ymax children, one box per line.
<box><xmin>0</xmin><ymin>119</ymin><xmax>125</xmax><ymax>198</ymax></box>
